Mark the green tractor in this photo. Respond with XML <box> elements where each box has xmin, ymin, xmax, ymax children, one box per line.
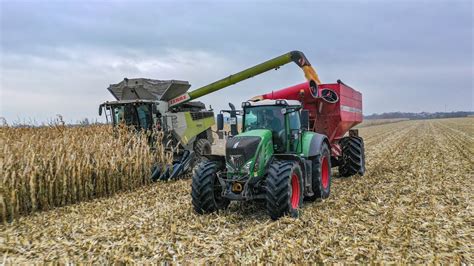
<box><xmin>191</xmin><ymin>99</ymin><xmax>332</xmax><ymax>220</ymax></box>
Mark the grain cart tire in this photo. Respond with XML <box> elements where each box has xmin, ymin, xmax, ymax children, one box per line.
<box><xmin>191</xmin><ymin>161</ymin><xmax>229</xmax><ymax>214</ymax></box>
<box><xmin>338</xmin><ymin>136</ymin><xmax>365</xmax><ymax>177</ymax></box>
<box><xmin>306</xmin><ymin>142</ymin><xmax>332</xmax><ymax>201</ymax></box>
<box><xmin>266</xmin><ymin>161</ymin><xmax>303</xmax><ymax>220</ymax></box>
<box><xmin>194</xmin><ymin>139</ymin><xmax>212</xmax><ymax>164</ymax></box>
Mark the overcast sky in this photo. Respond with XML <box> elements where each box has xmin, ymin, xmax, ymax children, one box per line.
<box><xmin>1</xmin><ymin>0</ymin><xmax>472</xmax><ymax>123</ymax></box>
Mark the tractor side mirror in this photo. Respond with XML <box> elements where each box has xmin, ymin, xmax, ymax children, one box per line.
<box><xmin>99</xmin><ymin>105</ymin><xmax>103</xmax><ymax>116</ymax></box>
<box><xmin>301</xmin><ymin>110</ymin><xmax>309</xmax><ymax>130</ymax></box>
<box><xmin>217</xmin><ymin>113</ymin><xmax>224</xmax><ymax>131</ymax></box>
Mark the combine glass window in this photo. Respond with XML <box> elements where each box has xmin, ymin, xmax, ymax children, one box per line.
<box><xmin>110</xmin><ymin>104</ymin><xmax>152</xmax><ymax>130</ymax></box>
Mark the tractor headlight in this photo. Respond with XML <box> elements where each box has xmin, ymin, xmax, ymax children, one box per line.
<box><xmin>226</xmin><ymin>162</ymin><xmax>235</xmax><ymax>172</ymax></box>
<box><xmin>242</xmin><ymin>160</ymin><xmax>253</xmax><ymax>174</ymax></box>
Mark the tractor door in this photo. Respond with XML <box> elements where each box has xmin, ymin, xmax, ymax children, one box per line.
<box><xmin>287</xmin><ymin>109</ymin><xmax>302</xmax><ymax>153</ymax></box>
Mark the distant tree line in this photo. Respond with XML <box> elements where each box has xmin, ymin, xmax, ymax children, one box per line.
<box><xmin>365</xmin><ymin>111</ymin><xmax>474</xmax><ymax>120</ymax></box>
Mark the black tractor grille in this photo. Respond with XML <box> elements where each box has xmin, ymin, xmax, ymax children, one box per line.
<box><xmin>190</xmin><ymin>111</ymin><xmax>214</xmax><ymax>121</ymax></box>
<box><xmin>226</xmin><ymin>136</ymin><xmax>260</xmax><ymax>170</ymax></box>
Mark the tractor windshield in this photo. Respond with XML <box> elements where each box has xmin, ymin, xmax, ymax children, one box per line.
<box><xmin>243</xmin><ymin>106</ymin><xmax>286</xmax><ymax>151</ymax></box>
<box><xmin>110</xmin><ymin>103</ymin><xmax>153</xmax><ymax>130</ymax></box>
<box><xmin>243</xmin><ymin>106</ymin><xmax>284</xmax><ymax>132</ymax></box>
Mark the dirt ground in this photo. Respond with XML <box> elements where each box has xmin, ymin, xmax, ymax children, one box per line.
<box><xmin>1</xmin><ymin>118</ymin><xmax>473</xmax><ymax>263</ymax></box>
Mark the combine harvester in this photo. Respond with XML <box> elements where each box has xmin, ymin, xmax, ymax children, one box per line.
<box><xmin>99</xmin><ymin>51</ymin><xmax>324</xmax><ymax>180</ymax></box>
<box><xmin>191</xmin><ymin>52</ymin><xmax>365</xmax><ymax>219</ymax></box>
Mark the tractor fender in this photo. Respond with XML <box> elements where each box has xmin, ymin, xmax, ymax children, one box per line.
<box><xmin>304</xmin><ymin>132</ymin><xmax>330</xmax><ymax>157</ymax></box>
<box><xmin>271</xmin><ymin>154</ymin><xmax>307</xmax><ymax>175</ymax></box>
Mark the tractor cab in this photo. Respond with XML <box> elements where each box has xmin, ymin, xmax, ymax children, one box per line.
<box><xmin>241</xmin><ymin>100</ymin><xmax>305</xmax><ymax>153</ymax></box>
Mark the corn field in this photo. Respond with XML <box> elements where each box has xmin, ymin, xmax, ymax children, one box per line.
<box><xmin>1</xmin><ymin>118</ymin><xmax>473</xmax><ymax>263</ymax></box>
<box><xmin>0</xmin><ymin>124</ymin><xmax>171</xmax><ymax>223</ymax></box>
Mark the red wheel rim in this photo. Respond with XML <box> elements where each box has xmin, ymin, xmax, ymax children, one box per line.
<box><xmin>321</xmin><ymin>156</ymin><xmax>329</xmax><ymax>189</ymax></box>
<box><xmin>290</xmin><ymin>173</ymin><xmax>300</xmax><ymax>209</ymax></box>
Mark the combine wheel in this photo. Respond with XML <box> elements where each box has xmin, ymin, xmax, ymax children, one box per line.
<box><xmin>338</xmin><ymin>136</ymin><xmax>365</xmax><ymax>177</ymax></box>
<box><xmin>306</xmin><ymin>141</ymin><xmax>332</xmax><ymax>201</ymax></box>
<box><xmin>194</xmin><ymin>139</ymin><xmax>212</xmax><ymax>164</ymax></box>
<box><xmin>191</xmin><ymin>161</ymin><xmax>229</xmax><ymax>214</ymax></box>
<box><xmin>265</xmin><ymin>161</ymin><xmax>303</xmax><ymax>220</ymax></box>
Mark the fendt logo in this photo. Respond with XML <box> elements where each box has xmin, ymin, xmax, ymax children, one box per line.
<box><xmin>169</xmin><ymin>93</ymin><xmax>190</xmax><ymax>107</ymax></box>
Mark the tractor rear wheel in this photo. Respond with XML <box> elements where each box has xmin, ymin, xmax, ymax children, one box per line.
<box><xmin>194</xmin><ymin>139</ymin><xmax>212</xmax><ymax>164</ymax></box>
<box><xmin>338</xmin><ymin>136</ymin><xmax>365</xmax><ymax>177</ymax></box>
<box><xmin>191</xmin><ymin>161</ymin><xmax>229</xmax><ymax>214</ymax></box>
<box><xmin>265</xmin><ymin>161</ymin><xmax>303</xmax><ymax>220</ymax></box>
<box><xmin>306</xmin><ymin>141</ymin><xmax>332</xmax><ymax>201</ymax></box>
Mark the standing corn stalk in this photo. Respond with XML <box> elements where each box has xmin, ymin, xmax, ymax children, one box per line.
<box><xmin>0</xmin><ymin>123</ymin><xmax>171</xmax><ymax>223</ymax></box>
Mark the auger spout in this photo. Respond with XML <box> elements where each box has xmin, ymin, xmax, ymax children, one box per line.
<box><xmin>168</xmin><ymin>51</ymin><xmax>321</xmax><ymax>107</ymax></box>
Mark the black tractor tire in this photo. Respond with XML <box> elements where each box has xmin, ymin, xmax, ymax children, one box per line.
<box><xmin>265</xmin><ymin>161</ymin><xmax>303</xmax><ymax>220</ymax></box>
<box><xmin>194</xmin><ymin>138</ymin><xmax>212</xmax><ymax>164</ymax></box>
<box><xmin>191</xmin><ymin>161</ymin><xmax>229</xmax><ymax>214</ymax></box>
<box><xmin>306</xmin><ymin>141</ymin><xmax>332</xmax><ymax>201</ymax></box>
<box><xmin>338</xmin><ymin>136</ymin><xmax>365</xmax><ymax>177</ymax></box>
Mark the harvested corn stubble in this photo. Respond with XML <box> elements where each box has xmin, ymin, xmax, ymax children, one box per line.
<box><xmin>0</xmin><ymin>118</ymin><xmax>473</xmax><ymax>263</ymax></box>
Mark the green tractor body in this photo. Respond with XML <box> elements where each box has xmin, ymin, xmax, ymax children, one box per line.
<box><xmin>192</xmin><ymin>99</ymin><xmax>332</xmax><ymax>219</ymax></box>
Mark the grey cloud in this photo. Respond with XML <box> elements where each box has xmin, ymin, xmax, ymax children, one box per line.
<box><xmin>0</xmin><ymin>0</ymin><xmax>472</xmax><ymax>122</ymax></box>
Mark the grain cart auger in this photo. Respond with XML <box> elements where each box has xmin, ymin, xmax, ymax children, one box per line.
<box><xmin>99</xmin><ymin>51</ymin><xmax>322</xmax><ymax>181</ymax></box>
<box><xmin>192</xmin><ymin>62</ymin><xmax>365</xmax><ymax>220</ymax></box>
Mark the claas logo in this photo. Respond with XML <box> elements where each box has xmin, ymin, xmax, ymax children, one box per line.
<box><xmin>169</xmin><ymin>94</ymin><xmax>190</xmax><ymax>106</ymax></box>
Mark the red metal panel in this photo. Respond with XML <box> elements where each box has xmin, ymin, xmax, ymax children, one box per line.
<box><xmin>256</xmin><ymin>80</ymin><xmax>363</xmax><ymax>155</ymax></box>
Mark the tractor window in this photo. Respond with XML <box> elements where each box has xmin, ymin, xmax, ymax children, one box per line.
<box><xmin>243</xmin><ymin>106</ymin><xmax>284</xmax><ymax>133</ymax></box>
<box><xmin>287</xmin><ymin>110</ymin><xmax>301</xmax><ymax>152</ymax></box>
<box><xmin>288</xmin><ymin>110</ymin><xmax>301</xmax><ymax>130</ymax></box>
<box><xmin>243</xmin><ymin>106</ymin><xmax>286</xmax><ymax>152</ymax></box>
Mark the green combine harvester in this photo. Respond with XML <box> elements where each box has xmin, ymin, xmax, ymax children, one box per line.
<box><xmin>99</xmin><ymin>51</ymin><xmax>322</xmax><ymax>180</ymax></box>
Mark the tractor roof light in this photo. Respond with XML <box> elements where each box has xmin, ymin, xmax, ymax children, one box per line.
<box><xmin>276</xmin><ymin>100</ymin><xmax>288</xmax><ymax>106</ymax></box>
<box><xmin>242</xmin><ymin>101</ymin><xmax>251</xmax><ymax>108</ymax></box>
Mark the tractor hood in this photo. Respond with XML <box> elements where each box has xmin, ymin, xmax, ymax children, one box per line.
<box><xmin>226</xmin><ymin>136</ymin><xmax>260</xmax><ymax>171</ymax></box>
<box><xmin>225</xmin><ymin>129</ymin><xmax>273</xmax><ymax>176</ymax></box>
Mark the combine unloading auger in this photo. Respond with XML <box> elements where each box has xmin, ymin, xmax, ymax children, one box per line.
<box><xmin>167</xmin><ymin>51</ymin><xmax>322</xmax><ymax>106</ymax></box>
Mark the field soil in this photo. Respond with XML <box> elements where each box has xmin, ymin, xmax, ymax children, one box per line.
<box><xmin>1</xmin><ymin>118</ymin><xmax>473</xmax><ymax>263</ymax></box>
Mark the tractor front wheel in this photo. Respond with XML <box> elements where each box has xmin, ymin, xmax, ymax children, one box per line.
<box><xmin>265</xmin><ymin>161</ymin><xmax>303</xmax><ymax>220</ymax></box>
<box><xmin>191</xmin><ymin>161</ymin><xmax>229</xmax><ymax>214</ymax></box>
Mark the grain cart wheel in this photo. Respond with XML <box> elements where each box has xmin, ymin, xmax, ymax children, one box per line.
<box><xmin>306</xmin><ymin>142</ymin><xmax>332</xmax><ymax>201</ymax></box>
<box><xmin>266</xmin><ymin>161</ymin><xmax>303</xmax><ymax>220</ymax></box>
<box><xmin>339</xmin><ymin>136</ymin><xmax>366</xmax><ymax>177</ymax></box>
<box><xmin>191</xmin><ymin>161</ymin><xmax>229</xmax><ymax>214</ymax></box>
<box><xmin>194</xmin><ymin>139</ymin><xmax>212</xmax><ymax>164</ymax></box>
